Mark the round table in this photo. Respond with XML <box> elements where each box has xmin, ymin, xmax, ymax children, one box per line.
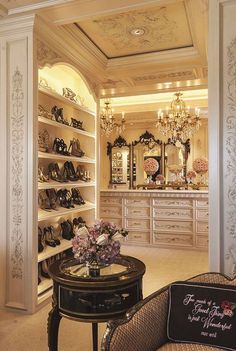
<box><xmin>47</xmin><ymin>255</ymin><xmax>146</xmax><ymax>351</ymax></box>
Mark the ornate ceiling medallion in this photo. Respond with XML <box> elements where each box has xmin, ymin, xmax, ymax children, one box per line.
<box><xmin>130</xmin><ymin>28</ymin><xmax>146</xmax><ymax>36</ymax></box>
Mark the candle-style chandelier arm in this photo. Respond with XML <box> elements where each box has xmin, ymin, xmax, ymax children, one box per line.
<box><xmin>100</xmin><ymin>99</ymin><xmax>126</xmax><ymax>136</ymax></box>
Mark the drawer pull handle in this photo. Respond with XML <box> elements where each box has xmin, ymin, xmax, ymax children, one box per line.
<box><xmin>133</xmin><ymin>235</ymin><xmax>141</xmax><ymax>239</ymax></box>
<box><xmin>133</xmin><ymin>222</ymin><xmax>141</xmax><ymax>225</ymax></box>
<box><xmin>133</xmin><ymin>210</ymin><xmax>141</xmax><ymax>214</ymax></box>
<box><xmin>206</xmin><ymin>226</ymin><xmax>209</xmax><ymax>229</ymax></box>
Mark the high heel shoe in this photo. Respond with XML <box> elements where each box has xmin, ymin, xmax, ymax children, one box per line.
<box><xmin>48</xmin><ymin>225</ymin><xmax>60</xmax><ymax>246</ymax></box>
<box><xmin>38</xmin><ymin>226</ymin><xmax>45</xmax><ymax>253</ymax></box>
<box><xmin>38</xmin><ymin>167</ymin><xmax>48</xmax><ymax>183</ymax></box>
<box><xmin>64</xmin><ymin>161</ymin><xmax>79</xmax><ymax>181</ymax></box>
<box><xmin>46</xmin><ymin>188</ymin><xmax>58</xmax><ymax>210</ymax></box>
<box><xmin>61</xmin><ymin>220</ymin><xmax>73</xmax><ymax>240</ymax></box>
<box><xmin>68</xmin><ymin>138</ymin><xmax>85</xmax><ymax>157</ymax></box>
<box><xmin>44</xmin><ymin>227</ymin><xmax>57</xmax><ymax>247</ymax></box>
<box><xmin>41</xmin><ymin>260</ymin><xmax>50</xmax><ymax>278</ymax></box>
<box><xmin>48</xmin><ymin>163</ymin><xmax>68</xmax><ymax>183</ymax></box>
<box><xmin>71</xmin><ymin>188</ymin><xmax>85</xmax><ymax>205</ymax></box>
<box><xmin>38</xmin><ymin>190</ymin><xmax>51</xmax><ymax>211</ymax></box>
<box><xmin>57</xmin><ymin>189</ymin><xmax>74</xmax><ymax>208</ymax></box>
<box><xmin>76</xmin><ymin>166</ymin><xmax>87</xmax><ymax>182</ymax></box>
<box><xmin>53</xmin><ymin>138</ymin><xmax>71</xmax><ymax>156</ymax></box>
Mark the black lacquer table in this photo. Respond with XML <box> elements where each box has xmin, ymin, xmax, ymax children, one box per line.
<box><xmin>47</xmin><ymin>255</ymin><xmax>146</xmax><ymax>351</ymax></box>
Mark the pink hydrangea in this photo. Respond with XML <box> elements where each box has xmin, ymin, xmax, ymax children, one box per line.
<box><xmin>144</xmin><ymin>158</ymin><xmax>159</xmax><ymax>175</ymax></box>
<box><xmin>187</xmin><ymin>170</ymin><xmax>197</xmax><ymax>179</ymax></box>
<box><xmin>192</xmin><ymin>157</ymin><xmax>208</xmax><ymax>173</ymax></box>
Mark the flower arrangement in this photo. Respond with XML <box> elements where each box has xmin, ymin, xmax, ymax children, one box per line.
<box><xmin>192</xmin><ymin>157</ymin><xmax>208</xmax><ymax>174</ymax></box>
<box><xmin>186</xmin><ymin>170</ymin><xmax>197</xmax><ymax>179</ymax></box>
<box><xmin>143</xmin><ymin>157</ymin><xmax>159</xmax><ymax>175</ymax></box>
<box><xmin>155</xmin><ymin>174</ymin><xmax>165</xmax><ymax>184</ymax></box>
<box><xmin>168</xmin><ymin>164</ymin><xmax>183</xmax><ymax>175</ymax></box>
<box><xmin>72</xmin><ymin>220</ymin><xmax>128</xmax><ymax>265</ymax></box>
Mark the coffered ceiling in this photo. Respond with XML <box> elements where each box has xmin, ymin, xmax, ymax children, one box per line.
<box><xmin>0</xmin><ymin>0</ymin><xmax>208</xmax><ymax>100</ymax></box>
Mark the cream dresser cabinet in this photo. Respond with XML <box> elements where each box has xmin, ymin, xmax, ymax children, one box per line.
<box><xmin>100</xmin><ymin>190</ymin><xmax>209</xmax><ymax>250</ymax></box>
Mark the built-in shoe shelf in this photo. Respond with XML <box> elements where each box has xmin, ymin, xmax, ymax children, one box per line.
<box><xmin>38</xmin><ymin>180</ymin><xmax>95</xmax><ymax>189</ymax></box>
<box><xmin>38</xmin><ymin>151</ymin><xmax>95</xmax><ymax>164</ymax></box>
<box><xmin>38</xmin><ymin>239</ymin><xmax>72</xmax><ymax>263</ymax></box>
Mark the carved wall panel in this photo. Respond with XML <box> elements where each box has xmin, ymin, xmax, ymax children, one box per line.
<box><xmin>37</xmin><ymin>39</ymin><xmax>62</xmax><ymax>68</ymax></box>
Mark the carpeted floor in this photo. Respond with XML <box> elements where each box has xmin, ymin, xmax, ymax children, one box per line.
<box><xmin>0</xmin><ymin>246</ymin><xmax>208</xmax><ymax>351</ymax></box>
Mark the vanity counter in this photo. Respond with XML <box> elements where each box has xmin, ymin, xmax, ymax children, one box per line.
<box><xmin>100</xmin><ymin>189</ymin><xmax>208</xmax><ymax>250</ymax></box>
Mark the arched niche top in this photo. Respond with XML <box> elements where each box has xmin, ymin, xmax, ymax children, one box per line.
<box><xmin>107</xmin><ymin>135</ymin><xmax>130</xmax><ymax>156</ymax></box>
<box><xmin>38</xmin><ymin>63</ymin><xmax>96</xmax><ymax>111</ymax></box>
<box><xmin>132</xmin><ymin>130</ymin><xmax>162</xmax><ymax>147</ymax></box>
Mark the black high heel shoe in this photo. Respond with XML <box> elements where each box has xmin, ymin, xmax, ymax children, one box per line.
<box><xmin>44</xmin><ymin>227</ymin><xmax>57</xmax><ymax>247</ymax></box>
<box><xmin>46</xmin><ymin>188</ymin><xmax>58</xmax><ymax>210</ymax></box>
<box><xmin>48</xmin><ymin>225</ymin><xmax>60</xmax><ymax>246</ymax></box>
<box><xmin>71</xmin><ymin>188</ymin><xmax>85</xmax><ymax>205</ymax></box>
<box><xmin>61</xmin><ymin>220</ymin><xmax>73</xmax><ymax>240</ymax></box>
<box><xmin>41</xmin><ymin>260</ymin><xmax>50</xmax><ymax>279</ymax></box>
<box><xmin>64</xmin><ymin>161</ymin><xmax>79</xmax><ymax>181</ymax></box>
<box><xmin>57</xmin><ymin>189</ymin><xmax>74</xmax><ymax>208</ymax></box>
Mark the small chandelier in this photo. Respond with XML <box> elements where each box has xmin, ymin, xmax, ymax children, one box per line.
<box><xmin>156</xmin><ymin>92</ymin><xmax>201</xmax><ymax>142</ymax></box>
<box><xmin>100</xmin><ymin>99</ymin><xmax>125</xmax><ymax>136</ymax></box>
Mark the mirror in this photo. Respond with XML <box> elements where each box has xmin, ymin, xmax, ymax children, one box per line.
<box><xmin>132</xmin><ymin>131</ymin><xmax>162</xmax><ymax>187</ymax></box>
<box><xmin>164</xmin><ymin>139</ymin><xmax>190</xmax><ymax>182</ymax></box>
<box><xmin>107</xmin><ymin>136</ymin><xmax>131</xmax><ymax>188</ymax></box>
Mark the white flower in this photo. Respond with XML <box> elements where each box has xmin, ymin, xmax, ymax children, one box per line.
<box><xmin>96</xmin><ymin>233</ymin><xmax>109</xmax><ymax>245</ymax></box>
<box><xmin>76</xmin><ymin>226</ymin><xmax>89</xmax><ymax>239</ymax></box>
<box><xmin>112</xmin><ymin>231</ymin><xmax>123</xmax><ymax>241</ymax></box>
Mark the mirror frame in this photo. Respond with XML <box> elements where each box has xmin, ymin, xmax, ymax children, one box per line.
<box><xmin>132</xmin><ymin>131</ymin><xmax>163</xmax><ymax>188</ymax></box>
<box><xmin>107</xmin><ymin>135</ymin><xmax>131</xmax><ymax>188</ymax></box>
<box><xmin>164</xmin><ymin>138</ymin><xmax>191</xmax><ymax>181</ymax></box>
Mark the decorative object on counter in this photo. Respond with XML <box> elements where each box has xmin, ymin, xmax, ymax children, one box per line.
<box><xmin>192</xmin><ymin>157</ymin><xmax>208</xmax><ymax>184</ymax></box>
<box><xmin>72</xmin><ymin>220</ymin><xmax>128</xmax><ymax>277</ymax></box>
<box><xmin>68</xmin><ymin>138</ymin><xmax>85</xmax><ymax>157</ymax></box>
<box><xmin>186</xmin><ymin>170</ymin><xmax>197</xmax><ymax>184</ymax></box>
<box><xmin>62</xmin><ymin>87</ymin><xmax>77</xmax><ymax>102</ymax></box>
<box><xmin>156</xmin><ymin>91</ymin><xmax>201</xmax><ymax>142</ymax></box>
<box><xmin>52</xmin><ymin>137</ymin><xmax>71</xmax><ymax>155</ymax></box>
<box><xmin>168</xmin><ymin>164</ymin><xmax>184</xmax><ymax>182</ymax></box>
<box><xmin>38</xmin><ymin>129</ymin><xmax>50</xmax><ymax>152</ymax></box>
<box><xmin>155</xmin><ymin>174</ymin><xmax>165</xmax><ymax>184</ymax></box>
<box><xmin>143</xmin><ymin>157</ymin><xmax>159</xmax><ymax>183</ymax></box>
<box><xmin>38</xmin><ymin>104</ymin><xmax>52</xmax><ymax>120</ymax></box>
<box><xmin>70</xmin><ymin>117</ymin><xmax>84</xmax><ymax>130</ymax></box>
<box><xmin>100</xmin><ymin>99</ymin><xmax>126</xmax><ymax>136</ymax></box>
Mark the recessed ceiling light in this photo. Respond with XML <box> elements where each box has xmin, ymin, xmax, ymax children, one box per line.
<box><xmin>130</xmin><ymin>28</ymin><xmax>145</xmax><ymax>36</ymax></box>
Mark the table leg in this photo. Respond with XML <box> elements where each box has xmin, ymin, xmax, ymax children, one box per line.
<box><xmin>48</xmin><ymin>306</ymin><xmax>62</xmax><ymax>351</ymax></box>
<box><xmin>92</xmin><ymin>323</ymin><xmax>98</xmax><ymax>351</ymax></box>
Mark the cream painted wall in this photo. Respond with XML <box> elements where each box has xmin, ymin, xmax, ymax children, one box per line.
<box><xmin>100</xmin><ymin>117</ymin><xmax>208</xmax><ymax>189</ymax></box>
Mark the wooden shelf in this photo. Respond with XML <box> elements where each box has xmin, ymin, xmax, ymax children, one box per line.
<box><xmin>38</xmin><ymin>277</ymin><xmax>53</xmax><ymax>295</ymax></box>
<box><xmin>38</xmin><ymin>151</ymin><xmax>95</xmax><ymax>164</ymax></box>
<box><xmin>38</xmin><ymin>201</ymin><xmax>95</xmax><ymax>221</ymax></box>
<box><xmin>38</xmin><ymin>116</ymin><xmax>95</xmax><ymax>139</ymax></box>
<box><xmin>38</xmin><ymin>86</ymin><xmax>96</xmax><ymax>117</ymax></box>
<box><xmin>38</xmin><ymin>181</ymin><xmax>95</xmax><ymax>189</ymax></box>
<box><xmin>38</xmin><ymin>239</ymin><xmax>72</xmax><ymax>263</ymax></box>
<box><xmin>37</xmin><ymin>286</ymin><xmax>53</xmax><ymax>305</ymax></box>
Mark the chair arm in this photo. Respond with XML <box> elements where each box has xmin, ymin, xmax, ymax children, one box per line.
<box><xmin>101</xmin><ymin>286</ymin><xmax>169</xmax><ymax>351</ymax></box>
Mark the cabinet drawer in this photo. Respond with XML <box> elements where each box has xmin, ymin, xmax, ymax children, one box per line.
<box><xmin>196</xmin><ymin>235</ymin><xmax>209</xmax><ymax>248</ymax></box>
<box><xmin>100</xmin><ymin>206</ymin><xmax>122</xmax><ymax>218</ymax></box>
<box><xmin>196</xmin><ymin>199</ymin><xmax>209</xmax><ymax>208</ymax></box>
<box><xmin>152</xmin><ymin>198</ymin><xmax>192</xmax><ymax>208</ymax></box>
<box><xmin>196</xmin><ymin>209</ymin><xmax>209</xmax><ymax>220</ymax></box>
<box><xmin>153</xmin><ymin>220</ymin><xmax>193</xmax><ymax>233</ymax></box>
<box><xmin>196</xmin><ymin>221</ymin><xmax>209</xmax><ymax>234</ymax></box>
<box><xmin>153</xmin><ymin>232</ymin><xmax>193</xmax><ymax>246</ymax></box>
<box><xmin>102</xmin><ymin>218</ymin><xmax>122</xmax><ymax>226</ymax></box>
<box><xmin>125</xmin><ymin>198</ymin><xmax>149</xmax><ymax>207</ymax></box>
<box><xmin>153</xmin><ymin>208</ymin><xmax>193</xmax><ymax>220</ymax></box>
<box><xmin>125</xmin><ymin>207</ymin><xmax>150</xmax><ymax>218</ymax></box>
<box><xmin>100</xmin><ymin>197</ymin><xmax>122</xmax><ymax>206</ymax></box>
<box><xmin>125</xmin><ymin>218</ymin><xmax>150</xmax><ymax>230</ymax></box>
<box><xmin>126</xmin><ymin>231</ymin><xmax>150</xmax><ymax>244</ymax></box>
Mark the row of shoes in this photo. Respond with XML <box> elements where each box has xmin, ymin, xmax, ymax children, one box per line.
<box><xmin>52</xmin><ymin>137</ymin><xmax>85</xmax><ymax>157</ymax></box>
<box><xmin>38</xmin><ymin>162</ymin><xmax>91</xmax><ymax>183</ymax></box>
<box><xmin>38</xmin><ymin>187</ymin><xmax>85</xmax><ymax>211</ymax></box>
<box><xmin>38</xmin><ymin>251</ymin><xmax>70</xmax><ymax>284</ymax></box>
<box><xmin>38</xmin><ymin>216</ymin><xmax>86</xmax><ymax>253</ymax></box>
<box><xmin>39</xmin><ymin>105</ymin><xmax>85</xmax><ymax>131</ymax></box>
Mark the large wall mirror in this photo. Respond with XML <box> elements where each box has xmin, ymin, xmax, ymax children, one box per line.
<box><xmin>132</xmin><ymin>131</ymin><xmax>162</xmax><ymax>188</ymax></box>
<box><xmin>164</xmin><ymin>139</ymin><xmax>190</xmax><ymax>183</ymax></box>
<box><xmin>107</xmin><ymin>136</ymin><xmax>131</xmax><ymax>188</ymax></box>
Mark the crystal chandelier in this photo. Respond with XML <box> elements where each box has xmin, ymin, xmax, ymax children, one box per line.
<box><xmin>156</xmin><ymin>92</ymin><xmax>201</xmax><ymax>142</ymax></box>
<box><xmin>100</xmin><ymin>99</ymin><xmax>125</xmax><ymax>136</ymax></box>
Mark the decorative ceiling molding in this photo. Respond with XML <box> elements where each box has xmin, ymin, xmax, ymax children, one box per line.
<box><xmin>37</xmin><ymin>39</ymin><xmax>62</xmax><ymax>68</ymax></box>
<box><xmin>132</xmin><ymin>70</ymin><xmax>196</xmax><ymax>83</ymax></box>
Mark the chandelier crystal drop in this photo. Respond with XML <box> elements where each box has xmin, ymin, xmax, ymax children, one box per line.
<box><xmin>156</xmin><ymin>92</ymin><xmax>201</xmax><ymax>142</ymax></box>
<box><xmin>100</xmin><ymin>99</ymin><xmax>125</xmax><ymax>136</ymax></box>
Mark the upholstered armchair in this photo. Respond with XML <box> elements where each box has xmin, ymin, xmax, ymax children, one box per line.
<box><xmin>101</xmin><ymin>272</ymin><xmax>236</xmax><ymax>351</ymax></box>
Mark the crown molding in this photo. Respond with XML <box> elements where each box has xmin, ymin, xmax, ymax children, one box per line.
<box><xmin>0</xmin><ymin>14</ymin><xmax>36</xmax><ymax>35</ymax></box>
<box><xmin>8</xmin><ymin>0</ymin><xmax>75</xmax><ymax>16</ymax></box>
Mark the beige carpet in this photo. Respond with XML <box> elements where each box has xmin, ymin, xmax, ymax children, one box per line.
<box><xmin>0</xmin><ymin>246</ymin><xmax>208</xmax><ymax>351</ymax></box>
